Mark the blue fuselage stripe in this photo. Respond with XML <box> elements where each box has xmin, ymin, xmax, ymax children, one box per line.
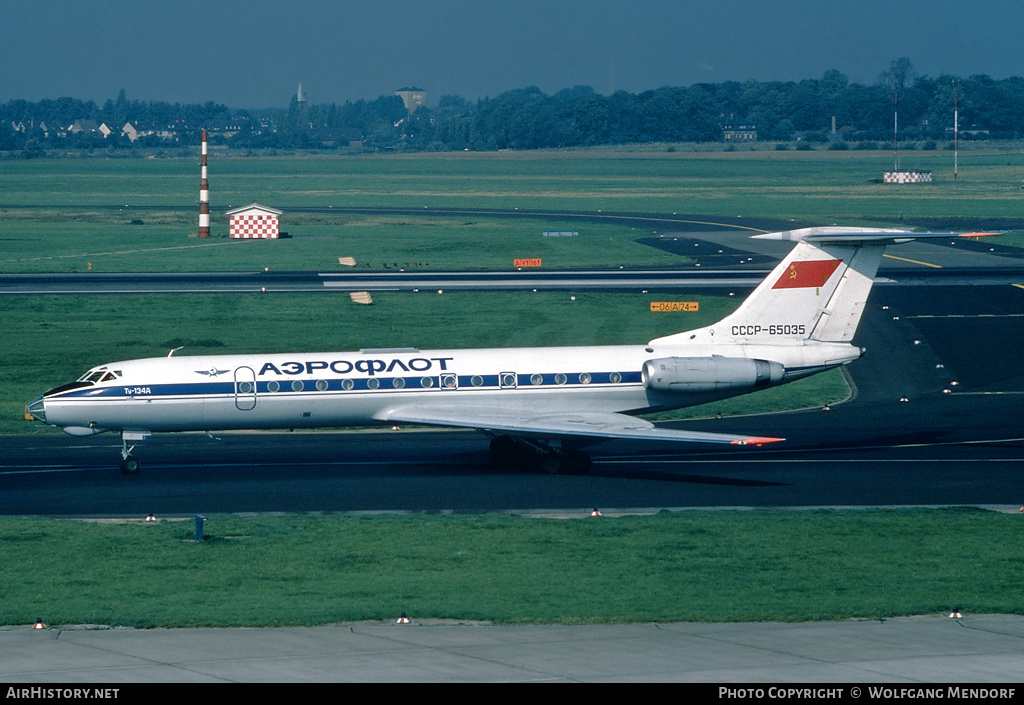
<box><xmin>49</xmin><ymin>371</ymin><xmax>646</xmax><ymax>401</ymax></box>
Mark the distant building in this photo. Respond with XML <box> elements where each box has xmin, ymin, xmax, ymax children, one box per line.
<box><xmin>723</xmin><ymin>125</ymin><xmax>757</xmax><ymax>143</ymax></box>
<box><xmin>227</xmin><ymin>202</ymin><xmax>283</xmax><ymax>239</ymax></box>
<box><xmin>297</xmin><ymin>82</ymin><xmax>307</xmax><ymax>105</ymax></box>
<box><xmin>308</xmin><ymin>127</ymin><xmax>364</xmax><ymax>149</ymax></box>
<box><xmin>884</xmin><ymin>171</ymin><xmax>932</xmax><ymax>184</ymax></box>
<box><xmin>395</xmin><ymin>87</ymin><xmax>427</xmax><ymax>113</ymax></box>
<box><xmin>68</xmin><ymin>119</ymin><xmax>100</xmax><ymax>134</ymax></box>
<box><xmin>67</xmin><ymin>119</ymin><xmax>114</xmax><ymax>138</ymax></box>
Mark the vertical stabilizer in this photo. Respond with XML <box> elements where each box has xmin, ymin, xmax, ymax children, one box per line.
<box><xmin>650</xmin><ymin>229</ymin><xmax>895</xmax><ymax>347</ymax></box>
<box><xmin>706</xmin><ymin>239</ymin><xmax>878</xmax><ymax>344</ymax></box>
<box><xmin>650</xmin><ymin>227</ymin><xmax>992</xmax><ymax>348</ymax></box>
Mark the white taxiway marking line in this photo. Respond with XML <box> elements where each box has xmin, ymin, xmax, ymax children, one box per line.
<box><xmin>0</xmin><ymin>459</ymin><xmax>467</xmax><ymax>475</ymax></box>
<box><xmin>909</xmin><ymin>313</ymin><xmax>1024</xmax><ymax>319</ymax></box>
<box><xmin>0</xmin><ymin>466</ymin><xmax>99</xmax><ymax>476</ymax></box>
<box><xmin>2</xmin><ymin>241</ymin><xmax>244</xmax><ymax>263</ymax></box>
<box><xmin>6</xmin><ymin>455</ymin><xmax>1024</xmax><ymax>477</ymax></box>
<box><xmin>601</xmin><ymin>457</ymin><xmax>1024</xmax><ymax>465</ymax></box>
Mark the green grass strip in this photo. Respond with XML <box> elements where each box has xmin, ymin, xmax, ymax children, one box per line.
<box><xmin>1</xmin><ymin>509</ymin><xmax>1020</xmax><ymax>628</ymax></box>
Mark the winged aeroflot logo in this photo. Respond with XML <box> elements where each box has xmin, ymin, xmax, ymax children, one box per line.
<box><xmin>195</xmin><ymin>368</ymin><xmax>230</xmax><ymax>377</ymax></box>
<box><xmin>771</xmin><ymin>259</ymin><xmax>843</xmax><ymax>290</ymax></box>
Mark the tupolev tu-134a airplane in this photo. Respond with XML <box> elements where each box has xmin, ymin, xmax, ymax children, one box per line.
<box><xmin>27</xmin><ymin>227</ymin><xmax>992</xmax><ymax>474</ymax></box>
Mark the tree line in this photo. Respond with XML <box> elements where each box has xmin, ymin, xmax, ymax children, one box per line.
<box><xmin>4</xmin><ymin>60</ymin><xmax>1024</xmax><ymax>155</ymax></box>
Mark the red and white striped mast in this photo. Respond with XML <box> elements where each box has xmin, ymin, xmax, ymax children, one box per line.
<box><xmin>199</xmin><ymin>128</ymin><xmax>210</xmax><ymax>237</ymax></box>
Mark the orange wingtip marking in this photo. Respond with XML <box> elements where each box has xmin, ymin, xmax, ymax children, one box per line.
<box><xmin>962</xmin><ymin>232</ymin><xmax>999</xmax><ymax>238</ymax></box>
<box><xmin>731</xmin><ymin>437</ymin><xmax>785</xmax><ymax>446</ymax></box>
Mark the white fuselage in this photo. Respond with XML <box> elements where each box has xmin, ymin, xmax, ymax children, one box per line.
<box><xmin>37</xmin><ymin>340</ymin><xmax>858</xmax><ymax>435</ymax></box>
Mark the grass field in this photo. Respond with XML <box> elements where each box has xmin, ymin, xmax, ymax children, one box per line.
<box><xmin>6</xmin><ymin>147</ymin><xmax>1024</xmax><ymax>221</ymax></box>
<box><xmin>0</xmin><ymin>212</ymin><xmax>685</xmax><ymax>273</ymax></box>
<box><xmin>2</xmin><ymin>509</ymin><xmax>1020</xmax><ymax>627</ymax></box>
<box><xmin>3</xmin><ymin>148</ymin><xmax>1023</xmax><ymax>274</ymax></box>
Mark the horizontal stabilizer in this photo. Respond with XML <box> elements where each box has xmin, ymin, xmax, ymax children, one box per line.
<box><xmin>377</xmin><ymin>405</ymin><xmax>783</xmax><ymax>446</ymax></box>
<box><xmin>753</xmin><ymin>226</ymin><xmax>1000</xmax><ymax>246</ymax></box>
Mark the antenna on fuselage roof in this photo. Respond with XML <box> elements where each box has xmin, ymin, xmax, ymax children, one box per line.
<box><xmin>167</xmin><ymin>346</ymin><xmax>185</xmax><ymax>358</ymax></box>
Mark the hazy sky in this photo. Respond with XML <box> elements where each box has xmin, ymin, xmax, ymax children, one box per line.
<box><xmin>4</xmin><ymin>0</ymin><xmax>1023</xmax><ymax>109</ymax></box>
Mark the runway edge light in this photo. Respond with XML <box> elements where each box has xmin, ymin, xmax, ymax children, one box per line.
<box><xmin>397</xmin><ymin>612</ymin><xmax>410</xmax><ymax>624</ymax></box>
<box><xmin>949</xmin><ymin>608</ymin><xmax>963</xmax><ymax>619</ymax></box>
<box><xmin>33</xmin><ymin>619</ymin><xmax>46</xmax><ymax>630</ymax></box>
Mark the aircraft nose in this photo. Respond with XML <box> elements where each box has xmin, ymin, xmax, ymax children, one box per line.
<box><xmin>26</xmin><ymin>395</ymin><xmax>46</xmax><ymax>423</ymax></box>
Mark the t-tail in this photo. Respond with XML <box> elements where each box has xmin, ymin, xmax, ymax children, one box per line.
<box><xmin>650</xmin><ymin>226</ymin><xmax>996</xmax><ymax>348</ymax></box>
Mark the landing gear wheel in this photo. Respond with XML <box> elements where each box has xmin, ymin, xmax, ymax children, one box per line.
<box><xmin>540</xmin><ymin>453</ymin><xmax>564</xmax><ymax>474</ymax></box>
<box><xmin>490</xmin><ymin>435</ymin><xmax>527</xmax><ymax>469</ymax></box>
<box><xmin>489</xmin><ymin>435</ymin><xmax>518</xmax><ymax>459</ymax></box>
<box><xmin>541</xmin><ymin>450</ymin><xmax>591</xmax><ymax>475</ymax></box>
<box><xmin>563</xmin><ymin>450</ymin><xmax>592</xmax><ymax>475</ymax></box>
<box><xmin>120</xmin><ymin>455</ymin><xmax>140</xmax><ymax>475</ymax></box>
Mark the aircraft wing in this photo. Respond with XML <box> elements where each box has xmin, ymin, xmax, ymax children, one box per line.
<box><xmin>375</xmin><ymin>405</ymin><xmax>783</xmax><ymax>446</ymax></box>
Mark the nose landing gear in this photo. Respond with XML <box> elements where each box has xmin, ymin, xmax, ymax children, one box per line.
<box><xmin>120</xmin><ymin>453</ymin><xmax>140</xmax><ymax>474</ymax></box>
<box><xmin>119</xmin><ymin>430</ymin><xmax>150</xmax><ymax>474</ymax></box>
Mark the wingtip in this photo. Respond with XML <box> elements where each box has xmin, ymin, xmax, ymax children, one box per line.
<box><xmin>731</xmin><ymin>436</ymin><xmax>785</xmax><ymax>446</ymax></box>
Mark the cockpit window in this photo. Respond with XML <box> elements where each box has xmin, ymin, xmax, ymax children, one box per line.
<box><xmin>78</xmin><ymin>368</ymin><xmax>120</xmax><ymax>384</ymax></box>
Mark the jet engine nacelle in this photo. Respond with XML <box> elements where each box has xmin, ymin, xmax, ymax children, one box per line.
<box><xmin>642</xmin><ymin>356</ymin><xmax>785</xmax><ymax>393</ymax></box>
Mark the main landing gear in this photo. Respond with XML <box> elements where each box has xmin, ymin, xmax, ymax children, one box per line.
<box><xmin>488</xmin><ymin>435</ymin><xmax>592</xmax><ymax>475</ymax></box>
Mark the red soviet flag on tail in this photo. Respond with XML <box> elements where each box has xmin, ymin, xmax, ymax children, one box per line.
<box><xmin>772</xmin><ymin>259</ymin><xmax>843</xmax><ymax>289</ymax></box>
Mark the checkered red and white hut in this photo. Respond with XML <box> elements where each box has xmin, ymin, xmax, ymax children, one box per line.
<box><xmin>883</xmin><ymin>171</ymin><xmax>933</xmax><ymax>184</ymax></box>
<box><xmin>227</xmin><ymin>203</ymin><xmax>283</xmax><ymax>239</ymax></box>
